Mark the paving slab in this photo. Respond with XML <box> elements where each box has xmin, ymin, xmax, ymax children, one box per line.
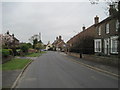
<box><xmin>2</xmin><ymin>70</ymin><xmax>22</xmax><ymax>88</ymax></box>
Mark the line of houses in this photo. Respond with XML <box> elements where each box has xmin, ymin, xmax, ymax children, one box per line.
<box><xmin>51</xmin><ymin>5</ymin><xmax>119</xmax><ymax>58</ymax></box>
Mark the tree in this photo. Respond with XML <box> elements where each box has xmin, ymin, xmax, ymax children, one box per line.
<box><xmin>26</xmin><ymin>43</ymin><xmax>32</xmax><ymax>48</ymax></box>
<box><xmin>35</xmin><ymin>43</ymin><xmax>43</xmax><ymax>52</ymax></box>
<box><xmin>20</xmin><ymin>44</ymin><xmax>29</xmax><ymax>54</ymax></box>
<box><xmin>33</xmin><ymin>38</ymin><xmax>38</xmax><ymax>48</ymax></box>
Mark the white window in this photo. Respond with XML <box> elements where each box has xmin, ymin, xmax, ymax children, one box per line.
<box><xmin>98</xmin><ymin>26</ymin><xmax>101</xmax><ymax>35</ymax></box>
<box><xmin>111</xmin><ymin>36</ymin><xmax>118</xmax><ymax>54</ymax></box>
<box><xmin>116</xmin><ymin>20</ymin><xmax>119</xmax><ymax>31</ymax></box>
<box><xmin>94</xmin><ymin>39</ymin><xmax>102</xmax><ymax>52</ymax></box>
<box><xmin>106</xmin><ymin>23</ymin><xmax>109</xmax><ymax>34</ymax></box>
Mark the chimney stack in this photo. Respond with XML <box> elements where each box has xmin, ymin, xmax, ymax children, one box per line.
<box><xmin>82</xmin><ymin>25</ymin><xmax>85</xmax><ymax>31</ymax></box>
<box><xmin>94</xmin><ymin>15</ymin><xmax>99</xmax><ymax>24</ymax></box>
<box><xmin>7</xmin><ymin>31</ymin><xmax>9</xmax><ymax>34</ymax></box>
<box><xmin>12</xmin><ymin>34</ymin><xmax>14</xmax><ymax>37</ymax></box>
<box><xmin>109</xmin><ymin>4</ymin><xmax>117</xmax><ymax>16</ymax></box>
<box><xmin>56</xmin><ymin>37</ymin><xmax>58</xmax><ymax>40</ymax></box>
<box><xmin>59</xmin><ymin>35</ymin><xmax>62</xmax><ymax>40</ymax></box>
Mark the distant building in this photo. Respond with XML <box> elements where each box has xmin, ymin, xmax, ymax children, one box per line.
<box><xmin>52</xmin><ymin>36</ymin><xmax>66</xmax><ymax>51</ymax></box>
<box><xmin>46</xmin><ymin>41</ymin><xmax>53</xmax><ymax>50</ymax></box>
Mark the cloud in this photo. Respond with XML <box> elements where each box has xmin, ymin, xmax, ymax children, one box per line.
<box><xmin>2</xmin><ymin>2</ymin><xmax>107</xmax><ymax>44</ymax></box>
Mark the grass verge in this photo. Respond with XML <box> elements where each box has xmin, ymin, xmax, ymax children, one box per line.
<box><xmin>25</xmin><ymin>51</ymin><xmax>46</xmax><ymax>57</ymax></box>
<box><xmin>2</xmin><ymin>58</ymin><xmax>32</xmax><ymax>71</ymax></box>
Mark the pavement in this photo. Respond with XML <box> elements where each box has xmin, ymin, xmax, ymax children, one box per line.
<box><xmin>2</xmin><ymin>70</ymin><xmax>22</xmax><ymax>88</ymax></box>
<box><xmin>2</xmin><ymin>51</ymin><xmax>119</xmax><ymax>88</ymax></box>
<box><xmin>15</xmin><ymin>51</ymin><xmax>118</xmax><ymax>88</ymax></box>
<box><xmin>64</xmin><ymin>53</ymin><xmax>119</xmax><ymax>76</ymax></box>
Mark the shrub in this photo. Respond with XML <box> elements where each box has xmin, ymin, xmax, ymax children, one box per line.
<box><xmin>20</xmin><ymin>44</ymin><xmax>29</xmax><ymax>53</ymax></box>
<box><xmin>7</xmin><ymin>49</ymin><xmax>14</xmax><ymax>55</ymax></box>
<box><xmin>2</xmin><ymin>49</ymin><xmax>10</xmax><ymax>57</ymax></box>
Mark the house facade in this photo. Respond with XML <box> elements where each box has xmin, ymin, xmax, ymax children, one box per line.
<box><xmin>52</xmin><ymin>36</ymin><xmax>66</xmax><ymax>51</ymax></box>
<box><xmin>94</xmin><ymin>16</ymin><xmax>118</xmax><ymax>56</ymax></box>
<box><xmin>46</xmin><ymin>41</ymin><xmax>53</xmax><ymax>50</ymax></box>
<box><xmin>2</xmin><ymin>31</ymin><xmax>19</xmax><ymax>49</ymax></box>
<box><xmin>66</xmin><ymin>16</ymin><xmax>98</xmax><ymax>54</ymax></box>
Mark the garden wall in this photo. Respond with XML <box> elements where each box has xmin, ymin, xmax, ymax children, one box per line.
<box><xmin>68</xmin><ymin>52</ymin><xmax>119</xmax><ymax>67</ymax></box>
<box><xmin>2</xmin><ymin>55</ymin><xmax>13</xmax><ymax>64</ymax></box>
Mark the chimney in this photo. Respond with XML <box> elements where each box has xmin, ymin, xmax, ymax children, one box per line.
<box><xmin>82</xmin><ymin>25</ymin><xmax>85</xmax><ymax>31</ymax></box>
<box><xmin>7</xmin><ymin>31</ymin><xmax>9</xmax><ymax>34</ymax></box>
<box><xmin>12</xmin><ymin>34</ymin><xmax>14</xmax><ymax>37</ymax></box>
<box><xmin>59</xmin><ymin>35</ymin><xmax>62</xmax><ymax>40</ymax></box>
<box><xmin>56</xmin><ymin>37</ymin><xmax>58</xmax><ymax>40</ymax></box>
<box><xmin>94</xmin><ymin>15</ymin><xmax>99</xmax><ymax>24</ymax></box>
<box><xmin>109</xmin><ymin>4</ymin><xmax>117</xmax><ymax>16</ymax></box>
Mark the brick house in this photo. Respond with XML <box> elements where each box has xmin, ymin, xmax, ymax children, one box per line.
<box><xmin>66</xmin><ymin>16</ymin><xmax>98</xmax><ymax>54</ymax></box>
<box><xmin>52</xmin><ymin>36</ymin><xmax>66</xmax><ymax>51</ymax></box>
<box><xmin>94</xmin><ymin>6</ymin><xmax>119</xmax><ymax>56</ymax></box>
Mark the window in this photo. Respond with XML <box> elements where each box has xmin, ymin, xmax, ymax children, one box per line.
<box><xmin>106</xmin><ymin>23</ymin><xmax>109</xmax><ymax>34</ymax></box>
<box><xmin>116</xmin><ymin>20</ymin><xmax>119</xmax><ymax>31</ymax></box>
<box><xmin>98</xmin><ymin>26</ymin><xmax>101</xmax><ymax>35</ymax></box>
<box><xmin>111</xmin><ymin>36</ymin><xmax>118</xmax><ymax>54</ymax></box>
<box><xmin>94</xmin><ymin>39</ymin><xmax>102</xmax><ymax>52</ymax></box>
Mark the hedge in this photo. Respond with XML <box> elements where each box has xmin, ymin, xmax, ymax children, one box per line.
<box><xmin>2</xmin><ymin>49</ymin><xmax>13</xmax><ymax>57</ymax></box>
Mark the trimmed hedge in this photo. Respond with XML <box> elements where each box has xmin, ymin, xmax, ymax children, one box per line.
<box><xmin>2</xmin><ymin>49</ymin><xmax>13</xmax><ymax>57</ymax></box>
<box><xmin>2</xmin><ymin>49</ymin><xmax>10</xmax><ymax>57</ymax></box>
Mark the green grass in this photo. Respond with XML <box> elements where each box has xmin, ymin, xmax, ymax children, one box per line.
<box><xmin>2</xmin><ymin>58</ymin><xmax>32</xmax><ymax>70</ymax></box>
<box><xmin>25</xmin><ymin>51</ymin><xmax>46</xmax><ymax>57</ymax></box>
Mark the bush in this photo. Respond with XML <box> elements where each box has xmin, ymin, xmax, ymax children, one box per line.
<box><xmin>7</xmin><ymin>49</ymin><xmax>14</xmax><ymax>55</ymax></box>
<box><xmin>2</xmin><ymin>49</ymin><xmax>10</xmax><ymax>57</ymax></box>
<box><xmin>20</xmin><ymin>44</ymin><xmax>29</xmax><ymax>53</ymax></box>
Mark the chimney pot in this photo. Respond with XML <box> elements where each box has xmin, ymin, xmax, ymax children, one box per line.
<box><xmin>94</xmin><ymin>15</ymin><xmax>99</xmax><ymax>24</ymax></box>
<box><xmin>82</xmin><ymin>26</ymin><xmax>85</xmax><ymax>31</ymax></box>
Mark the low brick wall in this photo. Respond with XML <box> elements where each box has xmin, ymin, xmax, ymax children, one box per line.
<box><xmin>68</xmin><ymin>52</ymin><xmax>119</xmax><ymax>67</ymax></box>
<box><xmin>2</xmin><ymin>55</ymin><xmax>13</xmax><ymax>64</ymax></box>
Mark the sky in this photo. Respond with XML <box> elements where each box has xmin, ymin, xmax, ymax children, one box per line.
<box><xmin>2</xmin><ymin>1</ymin><xmax>108</xmax><ymax>44</ymax></box>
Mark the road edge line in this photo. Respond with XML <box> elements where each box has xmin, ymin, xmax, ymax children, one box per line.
<box><xmin>11</xmin><ymin>60</ymin><xmax>33</xmax><ymax>89</ymax></box>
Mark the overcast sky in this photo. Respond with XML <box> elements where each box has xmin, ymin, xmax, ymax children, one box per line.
<box><xmin>2</xmin><ymin>1</ymin><xmax>108</xmax><ymax>44</ymax></box>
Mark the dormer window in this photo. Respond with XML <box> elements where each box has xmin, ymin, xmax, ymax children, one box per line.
<box><xmin>98</xmin><ymin>26</ymin><xmax>101</xmax><ymax>35</ymax></box>
<box><xmin>116</xmin><ymin>20</ymin><xmax>119</xmax><ymax>31</ymax></box>
<box><xmin>106</xmin><ymin>23</ymin><xmax>109</xmax><ymax>34</ymax></box>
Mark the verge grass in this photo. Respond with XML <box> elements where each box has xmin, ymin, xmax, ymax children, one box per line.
<box><xmin>2</xmin><ymin>58</ymin><xmax>32</xmax><ymax>70</ymax></box>
<box><xmin>25</xmin><ymin>51</ymin><xmax>46</xmax><ymax>57</ymax></box>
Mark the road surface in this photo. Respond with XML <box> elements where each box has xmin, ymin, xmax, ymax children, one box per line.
<box><xmin>16</xmin><ymin>51</ymin><xmax>118</xmax><ymax>88</ymax></box>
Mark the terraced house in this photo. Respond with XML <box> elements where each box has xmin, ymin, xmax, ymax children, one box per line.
<box><xmin>94</xmin><ymin>5</ymin><xmax>119</xmax><ymax>57</ymax></box>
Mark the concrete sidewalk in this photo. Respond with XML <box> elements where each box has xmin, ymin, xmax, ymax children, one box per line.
<box><xmin>66</xmin><ymin>54</ymin><xmax>119</xmax><ymax>76</ymax></box>
<box><xmin>2</xmin><ymin>70</ymin><xmax>22</xmax><ymax>88</ymax></box>
<box><xmin>2</xmin><ymin>57</ymin><xmax>34</xmax><ymax>88</ymax></box>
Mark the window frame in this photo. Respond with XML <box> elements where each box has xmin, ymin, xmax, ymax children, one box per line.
<box><xmin>94</xmin><ymin>39</ymin><xmax>102</xmax><ymax>52</ymax></box>
<box><xmin>106</xmin><ymin>23</ymin><xmax>109</xmax><ymax>34</ymax></box>
<box><xmin>98</xmin><ymin>26</ymin><xmax>101</xmax><ymax>35</ymax></box>
<box><xmin>116</xmin><ymin>20</ymin><xmax>119</xmax><ymax>32</ymax></box>
<box><xmin>110</xmin><ymin>36</ymin><xmax>118</xmax><ymax>54</ymax></box>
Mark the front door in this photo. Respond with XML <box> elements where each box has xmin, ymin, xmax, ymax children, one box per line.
<box><xmin>104</xmin><ymin>38</ymin><xmax>110</xmax><ymax>55</ymax></box>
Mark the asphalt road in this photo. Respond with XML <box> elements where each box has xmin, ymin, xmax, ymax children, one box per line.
<box><xmin>16</xmin><ymin>51</ymin><xmax>118</xmax><ymax>88</ymax></box>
